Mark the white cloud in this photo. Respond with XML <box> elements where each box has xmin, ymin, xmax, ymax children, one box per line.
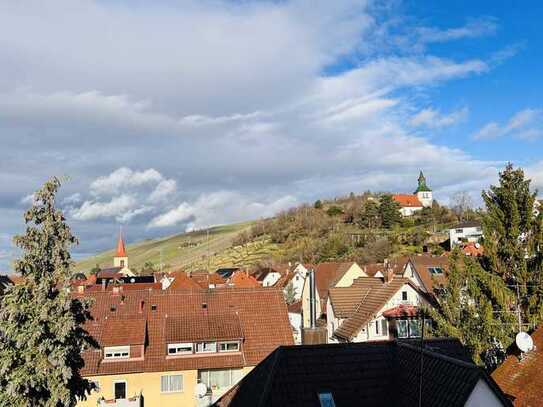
<box><xmin>410</xmin><ymin>107</ymin><xmax>468</xmax><ymax>128</ymax></box>
<box><xmin>70</xmin><ymin>195</ymin><xmax>138</xmax><ymax>222</ymax></box>
<box><xmin>148</xmin><ymin>192</ymin><xmax>297</xmax><ymax>230</ymax></box>
<box><xmin>149</xmin><ymin>179</ymin><xmax>177</xmax><ymax>203</ymax></box>
<box><xmin>417</xmin><ymin>17</ymin><xmax>498</xmax><ymax>43</ymax></box>
<box><xmin>473</xmin><ymin>108</ymin><xmax>543</xmax><ymax>140</ymax></box>
<box><xmin>20</xmin><ymin>193</ymin><xmax>35</xmax><ymax>205</ymax></box>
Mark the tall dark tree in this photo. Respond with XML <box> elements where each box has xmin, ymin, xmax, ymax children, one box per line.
<box><xmin>358</xmin><ymin>199</ymin><xmax>380</xmax><ymax>229</ymax></box>
<box><xmin>428</xmin><ymin>251</ymin><xmax>516</xmax><ymax>370</ymax></box>
<box><xmin>0</xmin><ymin>178</ymin><xmax>96</xmax><ymax>406</ymax></box>
<box><xmin>481</xmin><ymin>163</ymin><xmax>543</xmax><ymax>325</ymax></box>
<box><xmin>378</xmin><ymin>194</ymin><xmax>401</xmax><ymax>229</ymax></box>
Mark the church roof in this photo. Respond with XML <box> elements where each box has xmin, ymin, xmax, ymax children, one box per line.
<box><xmin>116</xmin><ymin>234</ymin><xmax>127</xmax><ymax>257</ymax></box>
<box><xmin>414</xmin><ymin>171</ymin><xmax>432</xmax><ymax>193</ymax></box>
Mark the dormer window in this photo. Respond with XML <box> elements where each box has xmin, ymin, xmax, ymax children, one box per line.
<box><xmin>196</xmin><ymin>342</ymin><xmax>217</xmax><ymax>353</ymax></box>
<box><xmin>104</xmin><ymin>346</ymin><xmax>130</xmax><ymax>360</ymax></box>
<box><xmin>219</xmin><ymin>341</ymin><xmax>240</xmax><ymax>352</ymax></box>
<box><xmin>168</xmin><ymin>343</ymin><xmax>193</xmax><ymax>355</ymax></box>
<box><xmin>428</xmin><ymin>267</ymin><xmax>443</xmax><ymax>275</ymax></box>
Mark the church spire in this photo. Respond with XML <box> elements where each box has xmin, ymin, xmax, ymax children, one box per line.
<box><xmin>116</xmin><ymin>228</ymin><xmax>127</xmax><ymax>257</ymax></box>
<box><xmin>414</xmin><ymin>170</ymin><xmax>432</xmax><ymax>193</ymax></box>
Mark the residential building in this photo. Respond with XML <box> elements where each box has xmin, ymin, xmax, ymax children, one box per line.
<box><xmin>492</xmin><ymin>326</ymin><xmax>543</xmax><ymax>405</ymax></box>
<box><xmin>95</xmin><ymin>233</ymin><xmax>135</xmax><ymax>278</ymax></box>
<box><xmin>402</xmin><ymin>254</ymin><xmax>448</xmax><ymax>295</ymax></box>
<box><xmin>0</xmin><ymin>274</ymin><xmax>14</xmax><ymax>296</ymax></box>
<box><xmin>216</xmin><ymin>339</ymin><xmax>511</xmax><ymax>407</ymax></box>
<box><xmin>392</xmin><ymin>171</ymin><xmax>433</xmax><ymax>216</ymax></box>
<box><xmin>76</xmin><ymin>287</ymin><xmax>294</xmax><ymax>407</ymax></box>
<box><xmin>327</xmin><ymin>272</ymin><xmax>431</xmax><ymax>343</ymax></box>
<box><xmin>301</xmin><ymin>262</ymin><xmax>366</xmax><ymax>329</ymax></box>
<box><xmin>449</xmin><ymin>221</ymin><xmax>483</xmax><ymax>249</ymax></box>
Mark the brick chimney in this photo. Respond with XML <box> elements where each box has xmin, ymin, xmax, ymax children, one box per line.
<box><xmin>383</xmin><ymin>259</ymin><xmax>394</xmax><ymax>283</ymax></box>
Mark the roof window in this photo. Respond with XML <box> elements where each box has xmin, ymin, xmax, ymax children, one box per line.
<box><xmin>318</xmin><ymin>392</ymin><xmax>336</xmax><ymax>407</ymax></box>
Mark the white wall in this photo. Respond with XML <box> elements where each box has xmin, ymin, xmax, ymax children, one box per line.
<box><xmin>464</xmin><ymin>379</ymin><xmax>504</xmax><ymax>407</ymax></box>
<box><xmin>416</xmin><ymin>191</ymin><xmax>433</xmax><ymax>207</ymax></box>
<box><xmin>400</xmin><ymin>206</ymin><xmax>423</xmax><ymax>217</ymax></box>
<box><xmin>449</xmin><ymin>226</ymin><xmax>483</xmax><ymax>247</ymax></box>
<box><xmin>262</xmin><ymin>272</ymin><xmax>281</xmax><ymax>287</ymax></box>
<box><xmin>288</xmin><ymin>312</ymin><xmax>302</xmax><ymax>345</ymax></box>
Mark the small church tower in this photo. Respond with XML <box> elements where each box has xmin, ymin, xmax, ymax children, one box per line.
<box><xmin>113</xmin><ymin>230</ymin><xmax>130</xmax><ymax>273</ymax></box>
<box><xmin>414</xmin><ymin>171</ymin><xmax>432</xmax><ymax>207</ymax></box>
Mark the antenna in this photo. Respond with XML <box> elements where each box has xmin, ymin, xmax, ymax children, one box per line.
<box><xmin>516</xmin><ymin>332</ymin><xmax>534</xmax><ymax>353</ymax></box>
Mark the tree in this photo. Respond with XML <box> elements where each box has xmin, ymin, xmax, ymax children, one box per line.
<box><xmin>358</xmin><ymin>199</ymin><xmax>380</xmax><ymax>229</ymax></box>
<box><xmin>326</xmin><ymin>205</ymin><xmax>344</xmax><ymax>217</ymax></box>
<box><xmin>451</xmin><ymin>191</ymin><xmax>473</xmax><ymax>221</ymax></box>
<box><xmin>428</xmin><ymin>251</ymin><xmax>516</xmax><ymax>370</ymax></box>
<box><xmin>0</xmin><ymin>178</ymin><xmax>97</xmax><ymax>406</ymax></box>
<box><xmin>481</xmin><ymin>163</ymin><xmax>543</xmax><ymax>325</ymax></box>
<box><xmin>314</xmin><ymin>200</ymin><xmax>323</xmax><ymax>209</ymax></box>
<box><xmin>378</xmin><ymin>194</ymin><xmax>401</xmax><ymax>229</ymax></box>
<box><xmin>284</xmin><ymin>282</ymin><xmax>297</xmax><ymax>305</ymax></box>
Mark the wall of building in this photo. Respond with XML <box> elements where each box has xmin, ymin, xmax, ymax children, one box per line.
<box><xmin>416</xmin><ymin>191</ymin><xmax>433</xmax><ymax>207</ymax></box>
<box><xmin>464</xmin><ymin>379</ymin><xmax>504</xmax><ymax>407</ymax></box>
<box><xmin>399</xmin><ymin>206</ymin><xmax>423</xmax><ymax>217</ymax></box>
<box><xmin>335</xmin><ymin>264</ymin><xmax>366</xmax><ymax>287</ymax></box>
<box><xmin>262</xmin><ymin>272</ymin><xmax>281</xmax><ymax>287</ymax></box>
<box><xmin>288</xmin><ymin>312</ymin><xmax>302</xmax><ymax>344</ymax></box>
<box><xmin>449</xmin><ymin>226</ymin><xmax>483</xmax><ymax>247</ymax></box>
<box><xmin>79</xmin><ymin>366</ymin><xmax>254</xmax><ymax>407</ymax></box>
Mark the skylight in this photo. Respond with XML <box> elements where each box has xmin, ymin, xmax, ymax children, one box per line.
<box><xmin>318</xmin><ymin>392</ymin><xmax>336</xmax><ymax>407</ymax></box>
<box><xmin>428</xmin><ymin>267</ymin><xmax>443</xmax><ymax>275</ymax></box>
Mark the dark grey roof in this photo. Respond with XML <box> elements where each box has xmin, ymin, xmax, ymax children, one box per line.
<box><xmin>215</xmin><ymin>339</ymin><xmax>511</xmax><ymax>407</ymax></box>
<box><xmin>451</xmin><ymin>221</ymin><xmax>481</xmax><ymax>229</ymax></box>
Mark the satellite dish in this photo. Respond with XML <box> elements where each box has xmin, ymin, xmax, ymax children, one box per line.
<box><xmin>194</xmin><ymin>383</ymin><xmax>207</xmax><ymax>398</ymax></box>
<box><xmin>516</xmin><ymin>332</ymin><xmax>534</xmax><ymax>353</ymax></box>
<box><xmin>475</xmin><ymin>243</ymin><xmax>480</xmax><ymax>249</ymax></box>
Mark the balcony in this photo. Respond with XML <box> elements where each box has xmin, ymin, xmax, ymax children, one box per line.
<box><xmin>98</xmin><ymin>395</ymin><xmax>142</xmax><ymax>407</ymax></box>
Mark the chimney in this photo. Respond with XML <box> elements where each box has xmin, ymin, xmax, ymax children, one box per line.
<box><xmin>383</xmin><ymin>260</ymin><xmax>394</xmax><ymax>283</ymax></box>
<box><xmin>309</xmin><ymin>269</ymin><xmax>317</xmax><ymax>329</ymax></box>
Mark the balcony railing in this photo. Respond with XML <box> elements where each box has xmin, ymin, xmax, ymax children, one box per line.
<box><xmin>98</xmin><ymin>395</ymin><xmax>142</xmax><ymax>407</ymax></box>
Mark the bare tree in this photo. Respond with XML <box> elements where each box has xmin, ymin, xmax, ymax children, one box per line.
<box><xmin>451</xmin><ymin>191</ymin><xmax>473</xmax><ymax>221</ymax></box>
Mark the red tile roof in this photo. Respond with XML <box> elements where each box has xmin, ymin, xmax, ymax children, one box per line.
<box><xmin>116</xmin><ymin>234</ymin><xmax>127</xmax><ymax>257</ymax></box>
<box><xmin>382</xmin><ymin>304</ymin><xmax>419</xmax><ymax>318</ymax></box>
<box><xmin>189</xmin><ymin>271</ymin><xmax>226</xmax><ymax>288</ymax></box>
<box><xmin>77</xmin><ymin>287</ymin><xmax>293</xmax><ymax>376</ymax></box>
<box><xmin>228</xmin><ymin>271</ymin><xmax>260</xmax><ymax>288</ymax></box>
<box><xmin>392</xmin><ymin>194</ymin><xmax>423</xmax><ymax>208</ymax></box>
<box><xmin>167</xmin><ymin>271</ymin><xmax>203</xmax><ymax>291</ymax></box>
<box><xmin>407</xmin><ymin>254</ymin><xmax>448</xmax><ymax>293</ymax></box>
<box><xmin>462</xmin><ymin>242</ymin><xmax>484</xmax><ymax>257</ymax></box>
<box><xmin>313</xmin><ymin>262</ymin><xmax>356</xmax><ymax>313</ymax></box>
<box><xmin>101</xmin><ymin>317</ymin><xmax>146</xmax><ymax>346</ymax></box>
<box><xmin>492</xmin><ymin>326</ymin><xmax>543</xmax><ymax>405</ymax></box>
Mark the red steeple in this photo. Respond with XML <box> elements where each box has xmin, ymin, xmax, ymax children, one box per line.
<box><xmin>116</xmin><ymin>231</ymin><xmax>127</xmax><ymax>257</ymax></box>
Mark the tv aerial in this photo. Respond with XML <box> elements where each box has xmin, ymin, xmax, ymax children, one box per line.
<box><xmin>515</xmin><ymin>332</ymin><xmax>534</xmax><ymax>353</ymax></box>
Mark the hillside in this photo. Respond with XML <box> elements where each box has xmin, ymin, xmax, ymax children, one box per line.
<box><xmin>77</xmin><ymin>191</ymin><xmax>473</xmax><ymax>274</ymax></box>
<box><xmin>76</xmin><ymin>222</ymin><xmax>258</xmax><ymax>273</ymax></box>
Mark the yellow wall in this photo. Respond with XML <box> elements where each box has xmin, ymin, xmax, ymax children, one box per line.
<box><xmin>335</xmin><ymin>263</ymin><xmax>365</xmax><ymax>287</ymax></box>
<box><xmin>79</xmin><ymin>366</ymin><xmax>254</xmax><ymax>407</ymax></box>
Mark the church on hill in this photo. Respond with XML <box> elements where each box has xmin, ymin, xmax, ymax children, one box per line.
<box><xmin>392</xmin><ymin>171</ymin><xmax>433</xmax><ymax>216</ymax></box>
<box><xmin>97</xmin><ymin>232</ymin><xmax>134</xmax><ymax>277</ymax></box>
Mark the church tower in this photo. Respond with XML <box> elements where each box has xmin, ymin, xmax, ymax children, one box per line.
<box><xmin>414</xmin><ymin>171</ymin><xmax>433</xmax><ymax>207</ymax></box>
<box><xmin>113</xmin><ymin>230</ymin><xmax>130</xmax><ymax>273</ymax></box>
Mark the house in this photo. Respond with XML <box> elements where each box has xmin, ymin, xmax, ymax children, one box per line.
<box><xmin>76</xmin><ymin>287</ymin><xmax>294</xmax><ymax>407</ymax></box>
<box><xmin>327</xmin><ymin>272</ymin><xmax>431</xmax><ymax>343</ymax></box>
<box><xmin>492</xmin><ymin>326</ymin><xmax>543</xmax><ymax>405</ymax></box>
<box><xmin>301</xmin><ymin>262</ymin><xmax>365</xmax><ymax>329</ymax></box>
<box><xmin>189</xmin><ymin>270</ymin><xmax>227</xmax><ymax>289</ymax></box>
<box><xmin>227</xmin><ymin>270</ymin><xmax>260</xmax><ymax>288</ymax></box>
<box><xmin>392</xmin><ymin>171</ymin><xmax>433</xmax><ymax>216</ymax></box>
<box><xmin>362</xmin><ymin>257</ymin><xmax>410</xmax><ymax>278</ymax></box>
<box><xmin>95</xmin><ymin>233</ymin><xmax>135</xmax><ymax>279</ymax></box>
<box><xmin>216</xmin><ymin>339</ymin><xmax>511</xmax><ymax>407</ymax></box>
<box><xmin>402</xmin><ymin>254</ymin><xmax>449</xmax><ymax>295</ymax></box>
<box><xmin>166</xmin><ymin>271</ymin><xmax>203</xmax><ymax>291</ymax></box>
<box><xmin>449</xmin><ymin>221</ymin><xmax>483</xmax><ymax>249</ymax></box>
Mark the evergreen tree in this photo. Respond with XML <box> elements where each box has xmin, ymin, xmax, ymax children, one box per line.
<box><xmin>358</xmin><ymin>200</ymin><xmax>380</xmax><ymax>229</ymax></box>
<box><xmin>428</xmin><ymin>251</ymin><xmax>516</xmax><ymax>370</ymax></box>
<box><xmin>378</xmin><ymin>194</ymin><xmax>401</xmax><ymax>229</ymax></box>
<box><xmin>481</xmin><ymin>163</ymin><xmax>543</xmax><ymax>325</ymax></box>
<box><xmin>0</xmin><ymin>178</ymin><xmax>97</xmax><ymax>406</ymax></box>
<box><xmin>284</xmin><ymin>282</ymin><xmax>297</xmax><ymax>305</ymax></box>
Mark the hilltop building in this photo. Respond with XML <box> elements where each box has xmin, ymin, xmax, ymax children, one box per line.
<box><xmin>392</xmin><ymin>171</ymin><xmax>433</xmax><ymax>216</ymax></box>
<box><xmin>95</xmin><ymin>232</ymin><xmax>135</xmax><ymax>278</ymax></box>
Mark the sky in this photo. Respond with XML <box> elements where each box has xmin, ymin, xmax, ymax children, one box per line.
<box><xmin>1</xmin><ymin>0</ymin><xmax>543</xmax><ymax>271</ymax></box>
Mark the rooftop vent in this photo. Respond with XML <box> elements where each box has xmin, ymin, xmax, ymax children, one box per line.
<box><xmin>151</xmin><ymin>304</ymin><xmax>157</xmax><ymax>311</ymax></box>
<box><xmin>110</xmin><ymin>305</ymin><xmax>116</xmax><ymax>312</ymax></box>
<box><xmin>202</xmin><ymin>303</ymin><xmax>208</xmax><ymax>309</ymax></box>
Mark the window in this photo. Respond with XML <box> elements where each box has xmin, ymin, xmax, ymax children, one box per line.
<box><xmin>375</xmin><ymin>320</ymin><xmax>379</xmax><ymax>335</ymax></box>
<box><xmin>318</xmin><ymin>392</ymin><xmax>336</xmax><ymax>407</ymax></box>
<box><xmin>428</xmin><ymin>267</ymin><xmax>443</xmax><ymax>275</ymax></box>
<box><xmin>168</xmin><ymin>343</ymin><xmax>193</xmax><ymax>355</ymax></box>
<box><xmin>219</xmin><ymin>341</ymin><xmax>240</xmax><ymax>352</ymax></box>
<box><xmin>381</xmin><ymin>319</ymin><xmax>388</xmax><ymax>336</ymax></box>
<box><xmin>401</xmin><ymin>291</ymin><xmax>408</xmax><ymax>301</ymax></box>
<box><xmin>161</xmin><ymin>374</ymin><xmax>183</xmax><ymax>393</ymax></box>
<box><xmin>198</xmin><ymin>369</ymin><xmax>243</xmax><ymax>390</ymax></box>
<box><xmin>114</xmin><ymin>381</ymin><xmax>126</xmax><ymax>400</ymax></box>
<box><xmin>455</xmin><ymin>228</ymin><xmax>463</xmax><ymax>233</ymax></box>
<box><xmin>120</xmin><ymin>260</ymin><xmax>125</xmax><ymax>267</ymax></box>
<box><xmin>476</xmin><ymin>227</ymin><xmax>482</xmax><ymax>232</ymax></box>
<box><xmin>91</xmin><ymin>380</ymin><xmax>100</xmax><ymax>392</ymax></box>
<box><xmin>397</xmin><ymin>320</ymin><xmax>408</xmax><ymax>338</ymax></box>
<box><xmin>104</xmin><ymin>346</ymin><xmax>130</xmax><ymax>360</ymax></box>
<box><xmin>408</xmin><ymin>320</ymin><xmax>421</xmax><ymax>338</ymax></box>
<box><xmin>196</xmin><ymin>342</ymin><xmax>217</xmax><ymax>353</ymax></box>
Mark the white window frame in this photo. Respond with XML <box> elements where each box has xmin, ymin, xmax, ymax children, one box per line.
<box><xmin>168</xmin><ymin>343</ymin><xmax>193</xmax><ymax>356</ymax></box>
<box><xmin>104</xmin><ymin>346</ymin><xmax>130</xmax><ymax>360</ymax></box>
<box><xmin>196</xmin><ymin>342</ymin><xmax>217</xmax><ymax>353</ymax></box>
<box><xmin>160</xmin><ymin>374</ymin><xmax>183</xmax><ymax>393</ymax></box>
<box><xmin>218</xmin><ymin>341</ymin><xmax>240</xmax><ymax>353</ymax></box>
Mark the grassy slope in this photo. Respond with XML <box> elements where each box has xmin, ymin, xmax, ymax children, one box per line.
<box><xmin>75</xmin><ymin>222</ymin><xmax>256</xmax><ymax>273</ymax></box>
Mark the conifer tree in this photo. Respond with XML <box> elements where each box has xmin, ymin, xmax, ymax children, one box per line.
<box><xmin>0</xmin><ymin>178</ymin><xmax>97</xmax><ymax>406</ymax></box>
<box><xmin>378</xmin><ymin>194</ymin><xmax>401</xmax><ymax>229</ymax></box>
<box><xmin>428</xmin><ymin>251</ymin><xmax>516</xmax><ymax>369</ymax></box>
<box><xmin>481</xmin><ymin>163</ymin><xmax>543</xmax><ymax>325</ymax></box>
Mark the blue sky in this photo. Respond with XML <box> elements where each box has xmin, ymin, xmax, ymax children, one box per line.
<box><xmin>1</xmin><ymin>0</ymin><xmax>543</xmax><ymax>271</ymax></box>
